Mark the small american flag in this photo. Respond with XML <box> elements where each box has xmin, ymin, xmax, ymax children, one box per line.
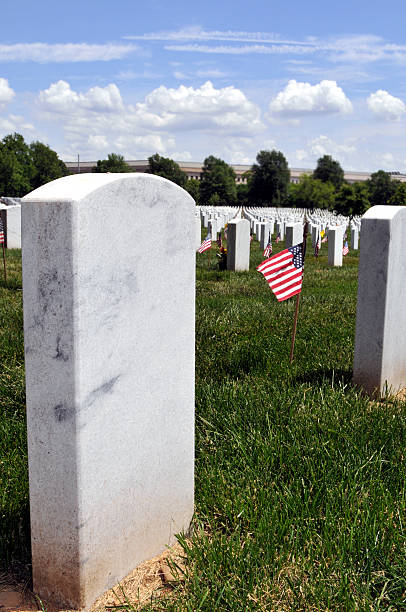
<box><xmin>250</xmin><ymin>233</ymin><xmax>253</xmax><ymax>242</ymax></box>
<box><xmin>198</xmin><ymin>233</ymin><xmax>212</xmax><ymax>253</ymax></box>
<box><xmin>263</xmin><ymin>232</ymin><xmax>272</xmax><ymax>258</ymax></box>
<box><xmin>276</xmin><ymin>231</ymin><xmax>281</xmax><ymax>244</ymax></box>
<box><xmin>257</xmin><ymin>244</ymin><xmax>304</xmax><ymax>302</ymax></box>
<box><xmin>322</xmin><ymin>235</ymin><xmax>328</xmax><ymax>243</ymax></box>
<box><xmin>0</xmin><ymin>216</ymin><xmax>4</xmax><ymax>245</ymax></box>
<box><xmin>343</xmin><ymin>240</ymin><xmax>349</xmax><ymax>256</ymax></box>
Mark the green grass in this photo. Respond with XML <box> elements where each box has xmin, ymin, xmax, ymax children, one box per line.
<box><xmin>0</xmin><ymin>249</ymin><xmax>30</xmax><ymax>567</ymax></box>
<box><xmin>1</xmin><ymin>239</ymin><xmax>406</xmax><ymax>610</ymax></box>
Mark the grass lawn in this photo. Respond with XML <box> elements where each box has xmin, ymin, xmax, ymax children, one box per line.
<box><xmin>1</xmin><ymin>237</ymin><xmax>405</xmax><ymax>610</ymax></box>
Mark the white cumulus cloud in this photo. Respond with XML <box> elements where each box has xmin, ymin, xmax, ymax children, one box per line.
<box><xmin>38</xmin><ymin>80</ymin><xmax>124</xmax><ymax>114</ymax></box>
<box><xmin>134</xmin><ymin>81</ymin><xmax>263</xmax><ymax>132</ymax></box>
<box><xmin>269</xmin><ymin>80</ymin><xmax>353</xmax><ymax>117</ymax></box>
<box><xmin>0</xmin><ymin>78</ymin><xmax>15</xmax><ymax>107</ymax></box>
<box><xmin>36</xmin><ymin>80</ymin><xmax>263</xmax><ymax>160</ymax></box>
<box><xmin>367</xmin><ymin>90</ymin><xmax>406</xmax><ymax>121</ymax></box>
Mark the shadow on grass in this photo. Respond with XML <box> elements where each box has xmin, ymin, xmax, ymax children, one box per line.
<box><xmin>0</xmin><ymin>280</ymin><xmax>22</xmax><ymax>291</ymax></box>
<box><xmin>295</xmin><ymin>368</ymin><xmax>353</xmax><ymax>386</ymax></box>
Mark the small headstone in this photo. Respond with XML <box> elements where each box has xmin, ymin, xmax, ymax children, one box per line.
<box><xmin>350</xmin><ymin>226</ymin><xmax>359</xmax><ymax>250</ymax></box>
<box><xmin>227</xmin><ymin>218</ymin><xmax>250</xmax><ymax>271</ymax></box>
<box><xmin>327</xmin><ymin>226</ymin><xmax>343</xmax><ymax>266</ymax></box>
<box><xmin>285</xmin><ymin>222</ymin><xmax>303</xmax><ymax>248</ymax></box>
<box><xmin>259</xmin><ymin>222</ymin><xmax>269</xmax><ymax>249</ymax></box>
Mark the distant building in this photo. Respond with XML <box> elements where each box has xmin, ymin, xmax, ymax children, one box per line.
<box><xmin>64</xmin><ymin>159</ymin><xmax>406</xmax><ymax>184</ymax></box>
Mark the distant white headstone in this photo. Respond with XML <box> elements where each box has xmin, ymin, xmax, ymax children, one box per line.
<box><xmin>227</xmin><ymin>218</ymin><xmax>250</xmax><ymax>271</ymax></box>
<box><xmin>196</xmin><ymin>216</ymin><xmax>202</xmax><ymax>250</ymax></box>
<box><xmin>1</xmin><ymin>205</ymin><xmax>21</xmax><ymax>248</ymax></box>
<box><xmin>351</xmin><ymin>226</ymin><xmax>359</xmax><ymax>250</ymax></box>
<box><xmin>285</xmin><ymin>222</ymin><xmax>303</xmax><ymax>248</ymax></box>
<box><xmin>327</xmin><ymin>227</ymin><xmax>343</xmax><ymax>266</ymax></box>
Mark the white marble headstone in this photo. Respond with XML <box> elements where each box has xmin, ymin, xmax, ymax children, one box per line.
<box><xmin>22</xmin><ymin>173</ymin><xmax>195</xmax><ymax>609</ymax></box>
<box><xmin>353</xmin><ymin>205</ymin><xmax>406</xmax><ymax>395</ymax></box>
<box><xmin>327</xmin><ymin>226</ymin><xmax>343</xmax><ymax>266</ymax></box>
<box><xmin>227</xmin><ymin>218</ymin><xmax>250</xmax><ymax>271</ymax></box>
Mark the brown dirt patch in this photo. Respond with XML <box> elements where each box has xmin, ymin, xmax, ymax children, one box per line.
<box><xmin>1</xmin><ymin>542</ymin><xmax>186</xmax><ymax>612</ymax></box>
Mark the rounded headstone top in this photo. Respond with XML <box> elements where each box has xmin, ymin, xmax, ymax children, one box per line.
<box><xmin>363</xmin><ymin>205</ymin><xmax>406</xmax><ymax>220</ymax></box>
<box><xmin>22</xmin><ymin>172</ymin><xmax>192</xmax><ymax>204</ymax></box>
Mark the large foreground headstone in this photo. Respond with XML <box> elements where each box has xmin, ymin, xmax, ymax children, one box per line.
<box><xmin>353</xmin><ymin>205</ymin><xmax>406</xmax><ymax>395</ymax></box>
<box><xmin>227</xmin><ymin>218</ymin><xmax>250</xmax><ymax>271</ymax></box>
<box><xmin>22</xmin><ymin>174</ymin><xmax>195</xmax><ymax>609</ymax></box>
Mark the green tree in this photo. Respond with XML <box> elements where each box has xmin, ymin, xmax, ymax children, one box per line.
<box><xmin>200</xmin><ymin>155</ymin><xmax>237</xmax><ymax>206</ymax></box>
<box><xmin>248</xmin><ymin>150</ymin><xmax>290</xmax><ymax>206</ymax></box>
<box><xmin>367</xmin><ymin>170</ymin><xmax>398</xmax><ymax>207</ymax></box>
<box><xmin>184</xmin><ymin>178</ymin><xmax>200</xmax><ymax>204</ymax></box>
<box><xmin>147</xmin><ymin>153</ymin><xmax>187</xmax><ymax>187</ymax></box>
<box><xmin>313</xmin><ymin>155</ymin><xmax>344</xmax><ymax>189</ymax></box>
<box><xmin>0</xmin><ymin>133</ymin><xmax>33</xmax><ymax>196</ymax></box>
<box><xmin>236</xmin><ymin>183</ymin><xmax>249</xmax><ymax>207</ymax></box>
<box><xmin>29</xmin><ymin>141</ymin><xmax>68</xmax><ymax>190</ymax></box>
<box><xmin>334</xmin><ymin>182</ymin><xmax>370</xmax><ymax>216</ymax></box>
<box><xmin>289</xmin><ymin>174</ymin><xmax>336</xmax><ymax>210</ymax></box>
<box><xmin>388</xmin><ymin>182</ymin><xmax>406</xmax><ymax>206</ymax></box>
<box><xmin>93</xmin><ymin>153</ymin><xmax>132</xmax><ymax>173</ymax></box>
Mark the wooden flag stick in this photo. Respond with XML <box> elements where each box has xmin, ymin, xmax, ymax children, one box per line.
<box><xmin>289</xmin><ymin>222</ymin><xmax>308</xmax><ymax>364</ymax></box>
<box><xmin>1</xmin><ymin>242</ymin><xmax>7</xmax><ymax>283</ymax></box>
<box><xmin>208</xmin><ymin>248</ymin><xmax>211</xmax><ymax>269</ymax></box>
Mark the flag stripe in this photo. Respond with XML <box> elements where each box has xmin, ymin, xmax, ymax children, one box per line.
<box><xmin>272</xmin><ymin>273</ymin><xmax>303</xmax><ymax>294</ymax></box>
<box><xmin>269</xmin><ymin>268</ymin><xmax>302</xmax><ymax>291</ymax></box>
<box><xmin>257</xmin><ymin>250</ymin><xmax>292</xmax><ymax>273</ymax></box>
<box><xmin>198</xmin><ymin>235</ymin><xmax>212</xmax><ymax>253</ymax></box>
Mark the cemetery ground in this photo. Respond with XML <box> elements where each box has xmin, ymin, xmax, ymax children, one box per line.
<box><xmin>1</xmin><ymin>241</ymin><xmax>406</xmax><ymax>611</ymax></box>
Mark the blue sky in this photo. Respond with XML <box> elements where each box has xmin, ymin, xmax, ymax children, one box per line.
<box><xmin>1</xmin><ymin>0</ymin><xmax>406</xmax><ymax>171</ymax></box>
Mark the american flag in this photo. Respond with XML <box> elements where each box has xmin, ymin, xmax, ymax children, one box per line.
<box><xmin>198</xmin><ymin>233</ymin><xmax>212</xmax><ymax>253</ymax></box>
<box><xmin>250</xmin><ymin>233</ymin><xmax>253</xmax><ymax>242</ymax></box>
<box><xmin>263</xmin><ymin>232</ymin><xmax>272</xmax><ymax>258</ymax></box>
<box><xmin>343</xmin><ymin>240</ymin><xmax>349</xmax><ymax>256</ymax></box>
<box><xmin>276</xmin><ymin>231</ymin><xmax>281</xmax><ymax>244</ymax></box>
<box><xmin>0</xmin><ymin>216</ymin><xmax>4</xmax><ymax>245</ymax></box>
<box><xmin>322</xmin><ymin>235</ymin><xmax>328</xmax><ymax>243</ymax></box>
<box><xmin>257</xmin><ymin>244</ymin><xmax>304</xmax><ymax>302</ymax></box>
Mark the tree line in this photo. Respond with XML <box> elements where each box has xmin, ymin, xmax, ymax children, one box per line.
<box><xmin>1</xmin><ymin>133</ymin><xmax>405</xmax><ymax>216</ymax></box>
<box><xmin>95</xmin><ymin>150</ymin><xmax>406</xmax><ymax>217</ymax></box>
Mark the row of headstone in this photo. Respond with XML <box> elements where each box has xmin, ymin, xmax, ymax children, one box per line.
<box><xmin>242</xmin><ymin>206</ymin><xmax>362</xmax><ymax>268</ymax></box>
<box><xmin>14</xmin><ymin>171</ymin><xmax>406</xmax><ymax>610</ymax></box>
